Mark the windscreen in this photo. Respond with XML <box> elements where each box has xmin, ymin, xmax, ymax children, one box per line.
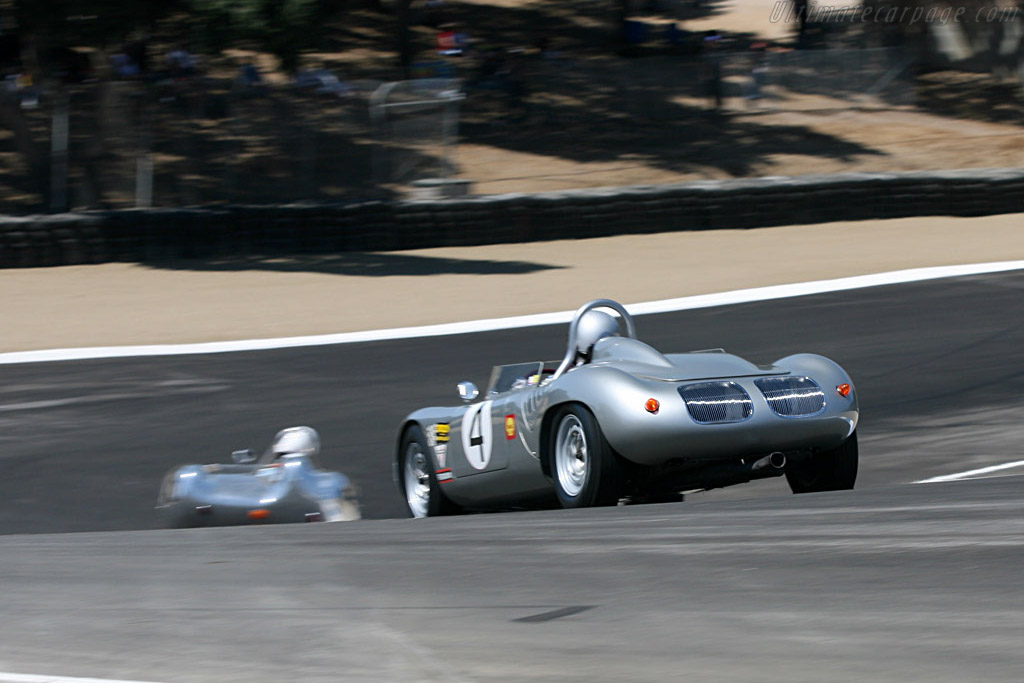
<box><xmin>486</xmin><ymin>362</ymin><xmax>544</xmax><ymax>396</ymax></box>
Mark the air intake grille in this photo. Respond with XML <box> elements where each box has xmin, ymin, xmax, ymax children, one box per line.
<box><xmin>755</xmin><ymin>377</ymin><xmax>826</xmax><ymax>417</ymax></box>
<box><xmin>678</xmin><ymin>382</ymin><xmax>753</xmax><ymax>424</ymax></box>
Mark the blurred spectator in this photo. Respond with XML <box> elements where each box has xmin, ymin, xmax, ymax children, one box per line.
<box><xmin>412</xmin><ymin>60</ymin><xmax>456</xmax><ymax>79</ymax></box>
<box><xmin>467</xmin><ymin>45</ymin><xmax>506</xmax><ymax>89</ymax></box>
<box><xmin>112</xmin><ymin>52</ymin><xmax>140</xmax><ymax>78</ymax></box>
<box><xmin>422</xmin><ymin>0</ymin><xmax>450</xmax><ymax>28</ymax></box>
<box><xmin>0</xmin><ymin>33</ymin><xmax>19</xmax><ymax>71</ymax></box>
<box><xmin>294</xmin><ymin>69</ymin><xmax>353</xmax><ymax>98</ymax></box>
<box><xmin>49</xmin><ymin>46</ymin><xmax>94</xmax><ymax>84</ymax></box>
<box><xmin>467</xmin><ymin>46</ymin><xmax>530</xmax><ymax>123</ymax></box>
<box><xmin>437</xmin><ymin>27</ymin><xmax>471</xmax><ymax>56</ymax></box>
<box><xmin>535</xmin><ymin>35</ymin><xmax>564</xmax><ymax>64</ymax></box>
<box><xmin>701</xmin><ymin>32</ymin><xmax>723</xmax><ymax>113</ymax></box>
<box><xmin>622</xmin><ymin>20</ymin><xmax>652</xmax><ymax>46</ymax></box>
<box><xmin>504</xmin><ymin>47</ymin><xmax>529</xmax><ymax>122</ymax></box>
<box><xmin>125</xmin><ymin>41</ymin><xmax>149</xmax><ymax>75</ymax></box>
<box><xmin>235</xmin><ymin>62</ymin><xmax>267</xmax><ymax>97</ymax></box>
<box><xmin>112</xmin><ymin>41</ymin><xmax>149</xmax><ymax>80</ymax></box>
<box><xmin>5</xmin><ymin>72</ymin><xmax>38</xmax><ymax>109</ymax></box>
<box><xmin>166</xmin><ymin>49</ymin><xmax>198</xmax><ymax>78</ymax></box>
<box><xmin>793</xmin><ymin>0</ymin><xmax>809</xmax><ymax>47</ymax></box>
<box><xmin>155</xmin><ymin>50</ymin><xmax>204</xmax><ymax>108</ymax></box>
<box><xmin>746</xmin><ymin>42</ymin><xmax>769</xmax><ymax>105</ymax></box>
<box><xmin>666</xmin><ymin>23</ymin><xmax>685</xmax><ymax>48</ymax></box>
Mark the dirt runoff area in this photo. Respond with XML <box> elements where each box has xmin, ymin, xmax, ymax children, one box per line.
<box><xmin>2</xmin><ymin>213</ymin><xmax>1023</xmax><ymax>353</ymax></box>
<box><xmin>437</xmin><ymin>0</ymin><xmax>1024</xmax><ymax>195</ymax></box>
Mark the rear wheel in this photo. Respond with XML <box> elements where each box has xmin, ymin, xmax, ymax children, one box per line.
<box><xmin>550</xmin><ymin>404</ymin><xmax>621</xmax><ymax>509</ymax></box>
<box><xmin>400</xmin><ymin>425</ymin><xmax>458</xmax><ymax>517</ymax></box>
<box><xmin>786</xmin><ymin>431</ymin><xmax>859</xmax><ymax>494</ymax></box>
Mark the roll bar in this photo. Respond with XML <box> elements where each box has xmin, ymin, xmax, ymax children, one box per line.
<box><xmin>552</xmin><ymin>299</ymin><xmax>637</xmax><ymax>381</ymax></box>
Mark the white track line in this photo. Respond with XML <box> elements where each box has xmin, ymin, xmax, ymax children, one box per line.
<box><xmin>914</xmin><ymin>460</ymin><xmax>1024</xmax><ymax>484</ymax></box>
<box><xmin>0</xmin><ymin>674</ymin><xmax>163</xmax><ymax>683</ymax></box>
<box><xmin>2</xmin><ymin>260</ymin><xmax>1023</xmax><ymax>365</ymax></box>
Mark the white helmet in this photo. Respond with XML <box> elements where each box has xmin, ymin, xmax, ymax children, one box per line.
<box><xmin>575</xmin><ymin>310</ymin><xmax>620</xmax><ymax>357</ymax></box>
<box><xmin>271</xmin><ymin>426</ymin><xmax>320</xmax><ymax>458</ymax></box>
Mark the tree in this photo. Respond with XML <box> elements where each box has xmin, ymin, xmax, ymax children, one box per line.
<box><xmin>7</xmin><ymin>0</ymin><xmax>338</xmax><ymax>79</ymax></box>
<box><xmin>189</xmin><ymin>0</ymin><xmax>330</xmax><ymax>74</ymax></box>
<box><xmin>1</xmin><ymin>0</ymin><xmax>344</xmax><ymax>211</ymax></box>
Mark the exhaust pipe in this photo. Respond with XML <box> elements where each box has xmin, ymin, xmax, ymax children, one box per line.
<box><xmin>752</xmin><ymin>451</ymin><xmax>786</xmax><ymax>473</ymax></box>
<box><xmin>667</xmin><ymin>452</ymin><xmax>789</xmax><ymax>491</ymax></box>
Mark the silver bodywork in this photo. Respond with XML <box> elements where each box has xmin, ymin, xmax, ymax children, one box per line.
<box><xmin>157</xmin><ymin>453</ymin><xmax>360</xmax><ymax>527</ymax></box>
<box><xmin>395</xmin><ymin>299</ymin><xmax>858</xmax><ymax>511</ymax></box>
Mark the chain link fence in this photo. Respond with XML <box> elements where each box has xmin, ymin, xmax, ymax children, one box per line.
<box><xmin>1</xmin><ymin>76</ymin><xmax>384</xmax><ymax>214</ymax></box>
<box><xmin>1</xmin><ymin>74</ymin><xmax>478</xmax><ymax>213</ymax></box>
<box><xmin>715</xmin><ymin>47</ymin><xmax>916</xmax><ymax>111</ymax></box>
<box><xmin>370</xmin><ymin>78</ymin><xmax>465</xmax><ymax>190</ymax></box>
<box><xmin>490</xmin><ymin>46</ymin><xmax>915</xmax><ymax>127</ymax></box>
<box><xmin>0</xmin><ymin>46</ymin><xmax>955</xmax><ymax>215</ymax></box>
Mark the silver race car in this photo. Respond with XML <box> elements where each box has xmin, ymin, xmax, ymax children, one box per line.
<box><xmin>396</xmin><ymin>299</ymin><xmax>859</xmax><ymax>517</ymax></box>
<box><xmin>158</xmin><ymin>426</ymin><xmax>361</xmax><ymax>527</ymax></box>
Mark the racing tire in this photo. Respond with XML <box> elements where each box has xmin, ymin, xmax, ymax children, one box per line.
<box><xmin>400</xmin><ymin>425</ymin><xmax>459</xmax><ymax>518</ymax></box>
<box><xmin>785</xmin><ymin>431</ymin><xmax>859</xmax><ymax>494</ymax></box>
<box><xmin>549</xmin><ymin>404</ymin><xmax>621</xmax><ymax>509</ymax></box>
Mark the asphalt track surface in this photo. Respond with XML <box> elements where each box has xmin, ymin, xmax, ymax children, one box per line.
<box><xmin>3</xmin><ymin>270</ymin><xmax>1024</xmax><ymax>534</ymax></box>
<box><xmin>1</xmin><ymin>271</ymin><xmax>1024</xmax><ymax>681</ymax></box>
<box><xmin>0</xmin><ymin>477</ymin><xmax>1022</xmax><ymax>682</ymax></box>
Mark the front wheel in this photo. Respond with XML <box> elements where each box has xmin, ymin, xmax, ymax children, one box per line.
<box><xmin>400</xmin><ymin>425</ymin><xmax>458</xmax><ymax>518</ymax></box>
<box><xmin>785</xmin><ymin>431</ymin><xmax>859</xmax><ymax>494</ymax></box>
<box><xmin>550</xmin><ymin>404</ymin><xmax>621</xmax><ymax>509</ymax></box>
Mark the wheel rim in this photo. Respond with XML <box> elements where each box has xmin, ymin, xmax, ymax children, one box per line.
<box><xmin>404</xmin><ymin>442</ymin><xmax>431</xmax><ymax>518</ymax></box>
<box><xmin>555</xmin><ymin>414</ymin><xmax>588</xmax><ymax>498</ymax></box>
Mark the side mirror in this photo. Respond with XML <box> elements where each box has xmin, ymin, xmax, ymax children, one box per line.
<box><xmin>457</xmin><ymin>381</ymin><xmax>479</xmax><ymax>402</ymax></box>
<box><xmin>232</xmin><ymin>449</ymin><xmax>257</xmax><ymax>464</ymax></box>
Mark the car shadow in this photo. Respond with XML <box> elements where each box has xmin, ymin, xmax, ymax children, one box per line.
<box><xmin>141</xmin><ymin>252</ymin><xmax>565</xmax><ymax>277</ymax></box>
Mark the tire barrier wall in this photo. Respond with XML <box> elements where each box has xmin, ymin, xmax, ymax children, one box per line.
<box><xmin>1</xmin><ymin>167</ymin><xmax>1022</xmax><ymax>268</ymax></box>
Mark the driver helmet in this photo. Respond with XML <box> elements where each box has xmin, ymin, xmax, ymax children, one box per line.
<box><xmin>271</xmin><ymin>426</ymin><xmax>321</xmax><ymax>459</ymax></box>
<box><xmin>575</xmin><ymin>309</ymin><xmax>620</xmax><ymax>358</ymax></box>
